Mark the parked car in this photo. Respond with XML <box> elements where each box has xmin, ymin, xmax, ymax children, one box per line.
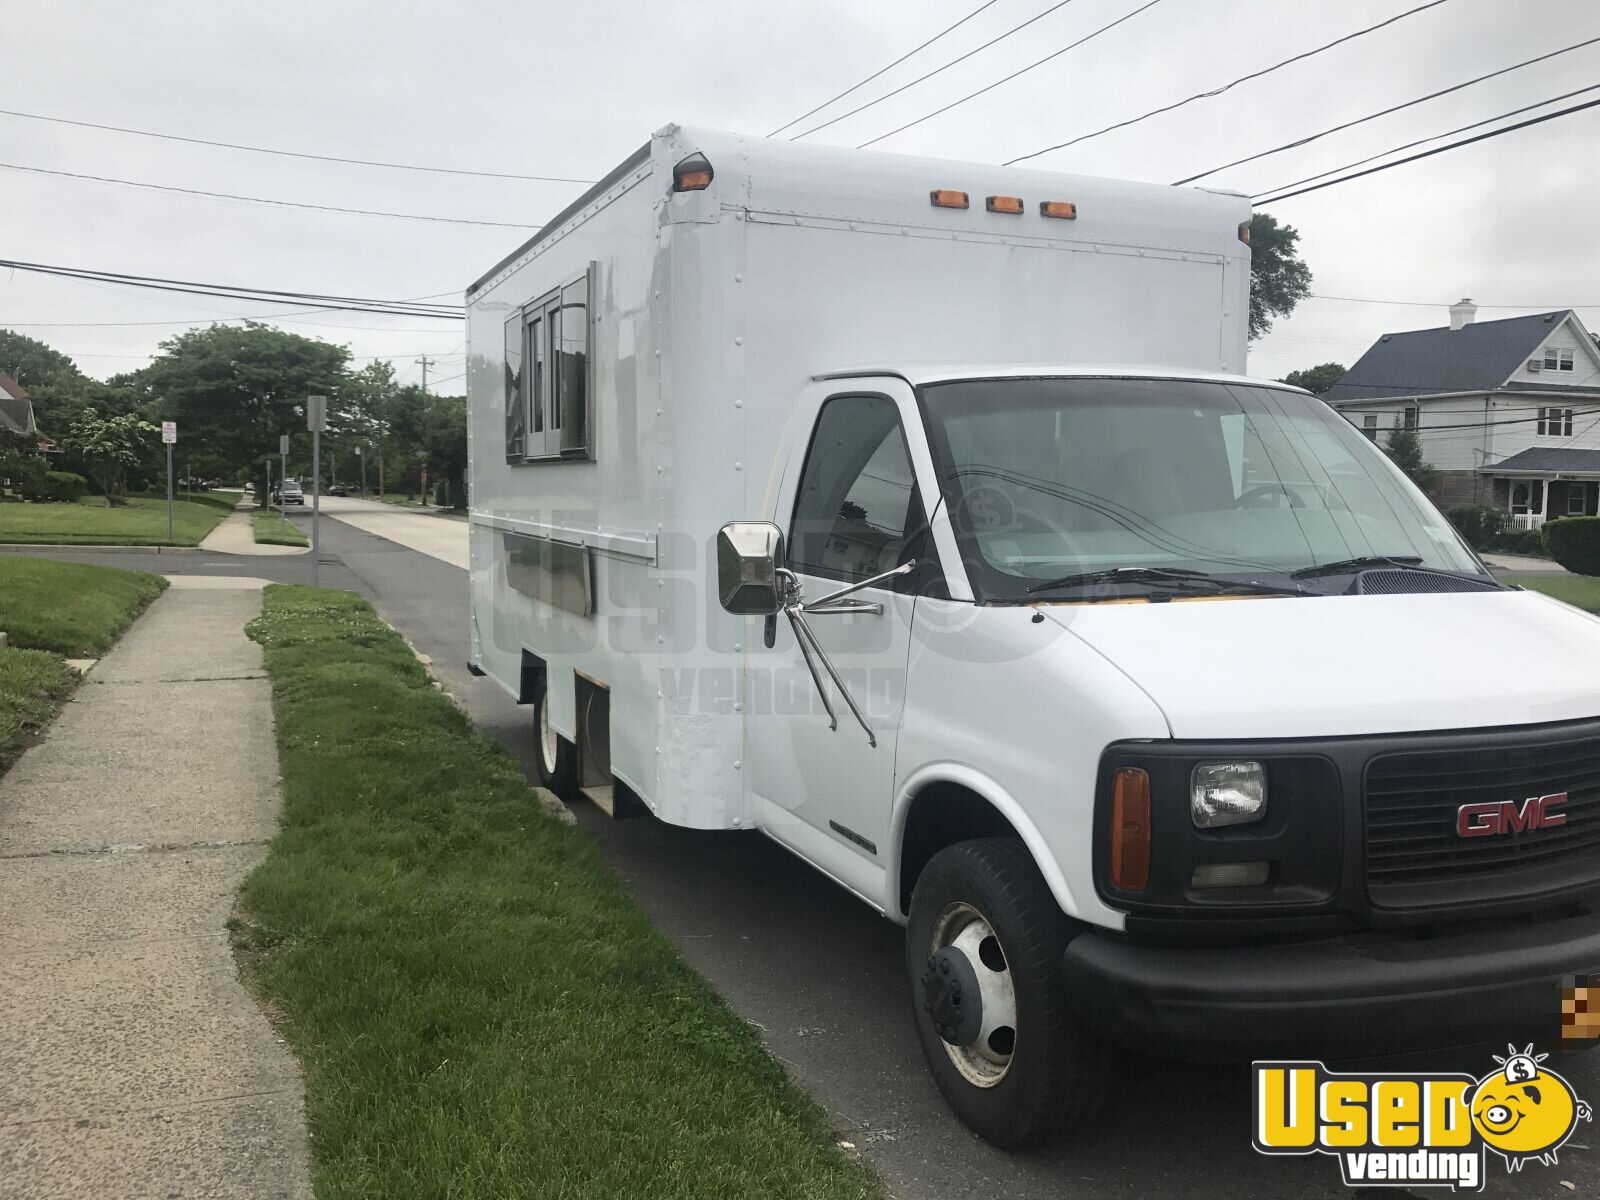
<box><xmin>273</xmin><ymin>482</ymin><xmax>305</xmax><ymax>506</ymax></box>
<box><xmin>466</xmin><ymin>124</ymin><xmax>1600</xmax><ymax>1148</ymax></box>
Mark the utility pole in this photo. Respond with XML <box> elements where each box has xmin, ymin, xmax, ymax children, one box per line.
<box><xmin>307</xmin><ymin>396</ymin><xmax>327</xmax><ymax>588</ymax></box>
<box><xmin>415</xmin><ymin>356</ymin><xmax>435</xmax><ymax>395</ymax></box>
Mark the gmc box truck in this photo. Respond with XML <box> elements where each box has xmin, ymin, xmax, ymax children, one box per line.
<box><xmin>465</xmin><ymin>124</ymin><xmax>1600</xmax><ymax>1146</ymax></box>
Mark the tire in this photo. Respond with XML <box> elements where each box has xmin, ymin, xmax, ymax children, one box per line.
<box><xmin>531</xmin><ymin>675</ymin><xmax>578</xmax><ymax>797</ymax></box>
<box><xmin>906</xmin><ymin>838</ymin><xmax>1110</xmax><ymax>1148</ymax></box>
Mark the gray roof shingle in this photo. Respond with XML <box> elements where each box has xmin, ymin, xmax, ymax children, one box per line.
<box><xmin>1321</xmin><ymin>310</ymin><xmax>1574</xmax><ymax>403</ymax></box>
<box><xmin>1479</xmin><ymin>447</ymin><xmax>1600</xmax><ymax>474</ymax></box>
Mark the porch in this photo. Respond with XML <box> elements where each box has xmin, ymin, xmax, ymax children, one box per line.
<box><xmin>1479</xmin><ymin>448</ymin><xmax>1600</xmax><ymax>530</ymax></box>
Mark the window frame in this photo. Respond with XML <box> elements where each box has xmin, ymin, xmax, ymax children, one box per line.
<box><xmin>1570</xmin><ymin>484</ymin><xmax>1588</xmax><ymax>515</ymax></box>
<box><xmin>1538</xmin><ymin>406</ymin><xmax>1574</xmax><ymax>438</ymax></box>
<box><xmin>1361</xmin><ymin>414</ymin><xmax>1378</xmax><ymax>441</ymax></box>
<box><xmin>1401</xmin><ymin>406</ymin><xmax>1419</xmax><ymax>431</ymax></box>
<box><xmin>785</xmin><ymin>390</ymin><xmax>937</xmax><ymax>593</ymax></box>
<box><xmin>505</xmin><ymin>263</ymin><xmax>596</xmax><ymax>464</ymax></box>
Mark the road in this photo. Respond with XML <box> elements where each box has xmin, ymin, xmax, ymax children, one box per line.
<box><xmin>12</xmin><ymin>499</ymin><xmax>1594</xmax><ymax>1199</ymax></box>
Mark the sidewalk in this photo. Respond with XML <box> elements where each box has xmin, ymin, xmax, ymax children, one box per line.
<box><xmin>0</xmin><ymin>577</ymin><xmax>310</xmax><ymax>1199</ymax></box>
<box><xmin>198</xmin><ymin>505</ymin><xmax>307</xmax><ymax>557</ymax></box>
<box><xmin>318</xmin><ymin>495</ymin><xmax>467</xmax><ymax>569</ymax></box>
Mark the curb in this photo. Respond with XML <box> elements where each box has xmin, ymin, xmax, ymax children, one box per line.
<box><xmin>0</xmin><ymin>544</ymin><xmax>203</xmax><ymax>555</ymax></box>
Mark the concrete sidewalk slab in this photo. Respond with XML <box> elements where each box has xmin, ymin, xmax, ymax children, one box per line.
<box><xmin>199</xmin><ymin>508</ymin><xmax>308</xmax><ymax>557</ymax></box>
<box><xmin>318</xmin><ymin>494</ymin><xmax>468</xmax><ymax>569</ymax></box>
<box><xmin>0</xmin><ymin>580</ymin><xmax>311</xmax><ymax>1199</ymax></box>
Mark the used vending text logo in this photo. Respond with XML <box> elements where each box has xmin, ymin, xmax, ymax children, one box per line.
<box><xmin>1253</xmin><ymin>1048</ymin><xmax>1591</xmax><ymax>1189</ymax></box>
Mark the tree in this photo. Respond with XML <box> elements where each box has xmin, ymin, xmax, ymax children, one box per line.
<box><xmin>1280</xmin><ymin>362</ymin><xmax>1345</xmax><ymax>395</ymax></box>
<box><xmin>0</xmin><ymin>329</ymin><xmax>90</xmax><ymax>432</ymax></box>
<box><xmin>1248</xmin><ymin>213</ymin><xmax>1312</xmax><ymax>341</ymax></box>
<box><xmin>419</xmin><ymin>393</ymin><xmax>467</xmax><ymax>509</ymax></box>
<box><xmin>1384</xmin><ymin>425</ymin><xmax>1435</xmax><ymax>493</ymax></box>
<box><xmin>59</xmin><ymin>412</ymin><xmax>158</xmax><ymax>505</ymax></box>
<box><xmin>136</xmin><ymin>324</ymin><xmax>348</xmax><ymax>503</ymax></box>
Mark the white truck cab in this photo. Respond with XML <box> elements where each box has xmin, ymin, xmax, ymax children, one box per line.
<box><xmin>466</xmin><ymin>125</ymin><xmax>1600</xmax><ymax>1146</ymax></box>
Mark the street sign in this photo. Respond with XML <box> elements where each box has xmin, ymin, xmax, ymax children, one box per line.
<box><xmin>306</xmin><ymin>395</ymin><xmax>327</xmax><ymax>432</ymax></box>
<box><xmin>279</xmin><ymin>434</ymin><xmax>290</xmax><ymax>455</ymax></box>
<box><xmin>161</xmin><ymin>421</ymin><xmax>177</xmax><ymax>445</ymax></box>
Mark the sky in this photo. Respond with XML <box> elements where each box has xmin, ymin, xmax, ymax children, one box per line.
<box><xmin>2</xmin><ymin>0</ymin><xmax>1597</xmax><ymax>391</ymax></box>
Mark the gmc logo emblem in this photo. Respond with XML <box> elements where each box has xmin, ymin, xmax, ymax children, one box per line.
<box><xmin>1457</xmin><ymin>792</ymin><xmax>1569</xmax><ymax>838</ymax></box>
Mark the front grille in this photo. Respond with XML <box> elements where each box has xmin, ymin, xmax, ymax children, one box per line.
<box><xmin>1365</xmin><ymin>725</ymin><xmax>1600</xmax><ymax>908</ymax></box>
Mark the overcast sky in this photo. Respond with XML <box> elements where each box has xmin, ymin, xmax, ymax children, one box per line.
<box><xmin>3</xmin><ymin>0</ymin><xmax>1596</xmax><ymax>390</ymax></box>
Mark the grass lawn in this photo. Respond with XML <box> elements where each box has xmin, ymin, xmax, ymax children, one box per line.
<box><xmin>0</xmin><ymin>556</ymin><xmax>166</xmax><ymax>774</ymax></box>
<box><xmin>377</xmin><ymin>494</ymin><xmax>433</xmax><ymax>509</ymax></box>
<box><xmin>0</xmin><ymin>556</ymin><xmax>167</xmax><ymax>655</ymax></box>
<box><xmin>1503</xmin><ymin>574</ymin><xmax>1600</xmax><ymax>612</ymax></box>
<box><xmin>252</xmin><ymin>510</ymin><xmax>308</xmax><ymax>547</ymax></box>
<box><xmin>237</xmin><ymin>585</ymin><xmax>879</xmax><ymax>1200</ymax></box>
<box><xmin>0</xmin><ymin>493</ymin><xmax>235</xmax><ymax>546</ymax></box>
<box><xmin>0</xmin><ymin>649</ymin><xmax>77</xmax><ymax>774</ymax></box>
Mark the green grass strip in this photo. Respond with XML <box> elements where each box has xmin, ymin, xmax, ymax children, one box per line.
<box><xmin>0</xmin><ymin>647</ymin><xmax>77</xmax><ymax>775</ymax></box>
<box><xmin>1502</xmin><ymin>574</ymin><xmax>1600</xmax><ymax>613</ymax></box>
<box><xmin>239</xmin><ymin>585</ymin><xmax>879</xmax><ymax>1200</ymax></box>
<box><xmin>0</xmin><ymin>494</ymin><xmax>234</xmax><ymax>546</ymax></box>
<box><xmin>252</xmin><ymin>510</ymin><xmax>309</xmax><ymax>547</ymax></box>
<box><xmin>0</xmin><ymin>557</ymin><xmax>167</xmax><ymax>656</ymax></box>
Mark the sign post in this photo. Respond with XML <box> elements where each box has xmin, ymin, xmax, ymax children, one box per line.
<box><xmin>279</xmin><ymin>434</ymin><xmax>290</xmax><ymax>529</ymax></box>
<box><xmin>160</xmin><ymin>421</ymin><xmax>177</xmax><ymax>542</ymax></box>
<box><xmin>306</xmin><ymin>397</ymin><xmax>327</xmax><ymax>587</ymax></box>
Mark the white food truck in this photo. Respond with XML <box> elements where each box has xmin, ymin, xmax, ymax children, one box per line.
<box><xmin>466</xmin><ymin>124</ymin><xmax>1600</xmax><ymax>1146</ymax></box>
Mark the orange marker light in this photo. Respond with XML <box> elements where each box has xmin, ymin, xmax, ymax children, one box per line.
<box><xmin>929</xmin><ymin>189</ymin><xmax>970</xmax><ymax>210</ymax></box>
<box><xmin>986</xmin><ymin>195</ymin><xmax>1024</xmax><ymax>214</ymax></box>
<box><xmin>1238</xmin><ymin>220</ymin><xmax>1252</xmax><ymax>245</ymax></box>
<box><xmin>1110</xmin><ymin>767</ymin><xmax>1151</xmax><ymax>892</ymax></box>
<box><xmin>1040</xmin><ymin>200</ymin><xmax>1078</xmax><ymax>219</ymax></box>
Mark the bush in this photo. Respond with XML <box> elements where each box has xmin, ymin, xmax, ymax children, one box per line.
<box><xmin>1491</xmin><ymin>527</ymin><xmax>1547</xmax><ymax>556</ymax></box>
<box><xmin>19</xmin><ymin>471</ymin><xmax>88</xmax><ymax>504</ymax></box>
<box><xmin>1543</xmin><ymin>517</ymin><xmax>1600</xmax><ymax>575</ymax></box>
<box><xmin>1447</xmin><ymin>505</ymin><xmax>1508</xmax><ymax>550</ymax></box>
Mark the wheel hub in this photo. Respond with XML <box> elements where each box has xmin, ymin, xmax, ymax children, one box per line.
<box><xmin>921</xmin><ymin>946</ymin><xmax>983</xmax><ymax>1047</ymax></box>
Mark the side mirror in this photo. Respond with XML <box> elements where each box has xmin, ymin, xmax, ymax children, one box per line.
<box><xmin>716</xmin><ymin>521</ymin><xmax>787</xmax><ymax>615</ymax></box>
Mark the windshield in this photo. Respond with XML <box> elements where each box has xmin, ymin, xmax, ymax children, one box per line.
<box><xmin>918</xmin><ymin>377</ymin><xmax>1484</xmax><ymax>599</ymax></box>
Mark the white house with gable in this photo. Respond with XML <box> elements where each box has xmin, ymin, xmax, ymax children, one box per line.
<box><xmin>1322</xmin><ymin>302</ymin><xmax>1600</xmax><ymax>527</ymax></box>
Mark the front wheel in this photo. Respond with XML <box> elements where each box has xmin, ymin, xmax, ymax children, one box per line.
<box><xmin>531</xmin><ymin>675</ymin><xmax>578</xmax><ymax>798</ymax></box>
<box><xmin>907</xmin><ymin>838</ymin><xmax>1110</xmax><ymax>1148</ymax></box>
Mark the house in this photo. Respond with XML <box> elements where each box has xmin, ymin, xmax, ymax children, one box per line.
<box><xmin>0</xmin><ymin>373</ymin><xmax>40</xmax><ymax>438</ymax></box>
<box><xmin>1322</xmin><ymin>301</ymin><xmax>1600</xmax><ymax>528</ymax></box>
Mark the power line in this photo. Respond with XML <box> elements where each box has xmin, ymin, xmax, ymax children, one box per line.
<box><xmin>769</xmin><ymin>0</ymin><xmax>1003</xmax><ymax>137</ymax></box>
<box><xmin>790</xmin><ymin>0</ymin><xmax>1082</xmax><ymax>141</ymax></box>
<box><xmin>0</xmin><ymin>160</ymin><xmax>541</xmax><ymax>229</ymax></box>
<box><xmin>1173</xmin><ymin>36</ymin><xmax>1600</xmax><ymax>184</ymax></box>
<box><xmin>0</xmin><ymin>107</ymin><xmax>594</xmax><ymax>184</ymax></box>
<box><xmin>0</xmin><ymin>258</ymin><xmax>464</xmax><ymax>319</ymax></box>
<box><xmin>857</xmin><ymin>0</ymin><xmax>1166</xmax><ymax>149</ymax></box>
<box><xmin>1250</xmin><ymin>84</ymin><xmax>1600</xmax><ymax>200</ymax></box>
<box><xmin>1308</xmin><ymin>294</ymin><xmax>1600</xmax><ymax>309</ymax></box>
<box><xmin>1253</xmin><ymin>94</ymin><xmax>1600</xmax><ymax>205</ymax></box>
<box><xmin>1005</xmin><ymin>0</ymin><xmax>1453</xmax><ymax>165</ymax></box>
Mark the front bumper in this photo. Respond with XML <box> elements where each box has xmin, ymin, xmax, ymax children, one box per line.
<box><xmin>1062</xmin><ymin>911</ymin><xmax>1600</xmax><ymax>1061</ymax></box>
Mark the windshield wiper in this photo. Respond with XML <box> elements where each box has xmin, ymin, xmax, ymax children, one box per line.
<box><xmin>1023</xmin><ymin>566</ymin><xmax>1306</xmax><ymax>598</ymax></box>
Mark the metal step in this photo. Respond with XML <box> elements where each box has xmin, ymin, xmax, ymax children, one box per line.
<box><xmin>579</xmin><ymin>784</ymin><xmax>615</xmax><ymax>817</ymax></box>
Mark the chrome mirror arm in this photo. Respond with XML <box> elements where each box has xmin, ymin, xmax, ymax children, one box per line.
<box><xmin>787</xmin><ymin>604</ymin><xmax>879</xmax><ymax>749</ymax></box>
<box><xmin>802</xmin><ymin>560</ymin><xmax>915</xmax><ymax>612</ymax></box>
<box><xmin>784</xmin><ymin>608</ymin><xmax>837</xmax><ymax>733</ymax></box>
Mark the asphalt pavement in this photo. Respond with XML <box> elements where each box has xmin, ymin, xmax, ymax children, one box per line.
<box><xmin>9</xmin><ymin>504</ymin><xmax>1596</xmax><ymax>1199</ymax></box>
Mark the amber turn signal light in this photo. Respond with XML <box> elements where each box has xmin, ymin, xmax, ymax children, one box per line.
<box><xmin>1110</xmin><ymin>767</ymin><xmax>1151</xmax><ymax>892</ymax></box>
<box><xmin>929</xmin><ymin>189</ymin><xmax>970</xmax><ymax>210</ymax></box>
<box><xmin>673</xmin><ymin>153</ymin><xmax>714</xmax><ymax>193</ymax></box>
<box><xmin>1039</xmin><ymin>200</ymin><xmax>1077</xmax><ymax>219</ymax></box>
<box><xmin>986</xmin><ymin>195</ymin><xmax>1024</xmax><ymax>214</ymax></box>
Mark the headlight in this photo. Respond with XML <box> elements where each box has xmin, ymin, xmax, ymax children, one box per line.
<box><xmin>1191</xmin><ymin>761</ymin><xmax>1267</xmax><ymax>828</ymax></box>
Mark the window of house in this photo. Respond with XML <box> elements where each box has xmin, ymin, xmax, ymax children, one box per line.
<box><xmin>789</xmin><ymin>394</ymin><xmax>921</xmax><ymax>583</ymax></box>
<box><xmin>1544</xmin><ymin>347</ymin><xmax>1560</xmax><ymax>370</ymax></box>
<box><xmin>1361</xmin><ymin>414</ymin><xmax>1378</xmax><ymax>441</ymax></box>
<box><xmin>1570</xmin><ymin>484</ymin><xmax>1589</xmax><ymax>515</ymax></box>
<box><xmin>1402</xmin><ymin>407</ymin><xmax>1419</xmax><ymax>430</ymax></box>
<box><xmin>1538</xmin><ymin>407</ymin><xmax>1574</xmax><ymax>437</ymax></box>
<box><xmin>1560</xmin><ymin>347</ymin><xmax>1575</xmax><ymax>371</ymax></box>
<box><xmin>505</xmin><ymin>265</ymin><xmax>594</xmax><ymax>462</ymax></box>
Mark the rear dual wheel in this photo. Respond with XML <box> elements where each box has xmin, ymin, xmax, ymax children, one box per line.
<box><xmin>531</xmin><ymin>676</ymin><xmax>578</xmax><ymax>797</ymax></box>
<box><xmin>907</xmin><ymin>838</ymin><xmax>1110</xmax><ymax>1148</ymax></box>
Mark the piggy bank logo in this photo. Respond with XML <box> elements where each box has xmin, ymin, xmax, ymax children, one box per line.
<box><xmin>1470</xmin><ymin>1045</ymin><xmax>1592</xmax><ymax>1172</ymax></box>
